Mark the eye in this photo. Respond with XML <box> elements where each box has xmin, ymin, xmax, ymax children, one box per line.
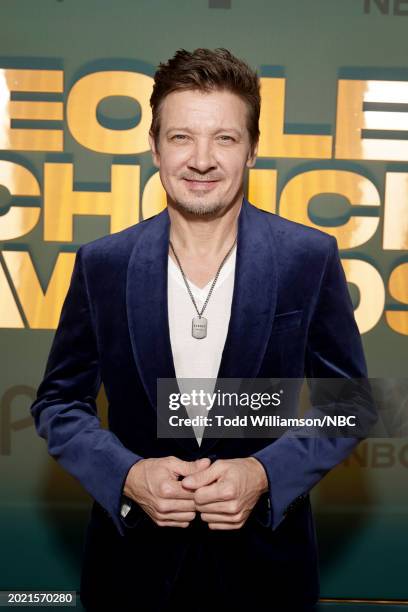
<box><xmin>218</xmin><ymin>135</ymin><xmax>234</xmax><ymax>142</ymax></box>
<box><xmin>171</xmin><ymin>134</ymin><xmax>188</xmax><ymax>141</ymax></box>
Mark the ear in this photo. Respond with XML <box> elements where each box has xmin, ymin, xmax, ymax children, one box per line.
<box><xmin>148</xmin><ymin>131</ymin><xmax>160</xmax><ymax>168</ymax></box>
<box><xmin>246</xmin><ymin>140</ymin><xmax>258</xmax><ymax>168</ymax></box>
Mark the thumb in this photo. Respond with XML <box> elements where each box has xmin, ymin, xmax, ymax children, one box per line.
<box><xmin>193</xmin><ymin>457</ymin><xmax>212</xmax><ymax>471</ymax></box>
<box><xmin>181</xmin><ymin>461</ymin><xmax>219</xmax><ymax>490</ymax></box>
<box><xmin>174</xmin><ymin>457</ymin><xmax>211</xmax><ymax>478</ymax></box>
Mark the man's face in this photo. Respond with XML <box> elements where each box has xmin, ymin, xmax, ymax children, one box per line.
<box><xmin>148</xmin><ymin>88</ymin><xmax>258</xmax><ymax>216</ymax></box>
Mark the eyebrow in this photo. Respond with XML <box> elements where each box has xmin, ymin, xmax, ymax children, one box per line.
<box><xmin>165</xmin><ymin>126</ymin><xmax>243</xmax><ymax>136</ymax></box>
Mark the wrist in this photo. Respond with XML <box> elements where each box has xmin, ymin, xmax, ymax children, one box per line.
<box><xmin>247</xmin><ymin>456</ymin><xmax>269</xmax><ymax>495</ymax></box>
<box><xmin>123</xmin><ymin>458</ymin><xmax>146</xmax><ymax>498</ymax></box>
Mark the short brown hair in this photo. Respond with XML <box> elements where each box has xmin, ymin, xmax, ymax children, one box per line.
<box><xmin>149</xmin><ymin>48</ymin><xmax>260</xmax><ymax>153</ymax></box>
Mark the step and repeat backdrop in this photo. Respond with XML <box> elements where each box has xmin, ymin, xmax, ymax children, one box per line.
<box><xmin>1</xmin><ymin>0</ymin><xmax>407</xmax><ymax>605</ymax></box>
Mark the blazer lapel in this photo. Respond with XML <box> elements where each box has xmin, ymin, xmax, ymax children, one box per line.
<box><xmin>216</xmin><ymin>198</ymin><xmax>278</xmax><ymax>379</ymax></box>
<box><xmin>126</xmin><ymin>198</ymin><xmax>278</xmax><ymax>456</ymax></box>
<box><xmin>199</xmin><ymin>198</ymin><xmax>278</xmax><ymax>454</ymax></box>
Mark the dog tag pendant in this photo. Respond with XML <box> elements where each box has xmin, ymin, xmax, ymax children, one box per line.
<box><xmin>192</xmin><ymin>316</ymin><xmax>207</xmax><ymax>339</ymax></box>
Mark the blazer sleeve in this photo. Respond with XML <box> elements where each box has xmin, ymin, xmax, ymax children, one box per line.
<box><xmin>250</xmin><ymin>236</ymin><xmax>371</xmax><ymax>530</ymax></box>
<box><xmin>30</xmin><ymin>246</ymin><xmax>143</xmax><ymax>537</ymax></box>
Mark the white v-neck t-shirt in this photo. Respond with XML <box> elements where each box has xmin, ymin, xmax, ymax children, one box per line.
<box><xmin>120</xmin><ymin>245</ymin><xmax>237</xmax><ymax>519</ymax></box>
<box><xmin>167</xmin><ymin>245</ymin><xmax>237</xmax><ymax>445</ymax></box>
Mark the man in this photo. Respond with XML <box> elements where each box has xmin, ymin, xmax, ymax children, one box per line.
<box><xmin>30</xmin><ymin>48</ymin><xmax>368</xmax><ymax>612</ymax></box>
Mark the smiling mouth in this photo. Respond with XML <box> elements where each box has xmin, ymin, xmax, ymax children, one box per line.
<box><xmin>183</xmin><ymin>178</ymin><xmax>219</xmax><ymax>182</ymax></box>
<box><xmin>183</xmin><ymin>178</ymin><xmax>220</xmax><ymax>189</ymax></box>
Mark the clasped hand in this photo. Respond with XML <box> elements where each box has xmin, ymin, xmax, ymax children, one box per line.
<box><xmin>124</xmin><ymin>455</ymin><xmax>268</xmax><ymax>530</ymax></box>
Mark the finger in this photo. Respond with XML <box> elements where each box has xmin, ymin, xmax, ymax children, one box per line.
<box><xmin>195</xmin><ymin>501</ymin><xmax>238</xmax><ymax>513</ymax></box>
<box><xmin>200</xmin><ymin>512</ymin><xmax>242</xmax><ymax>523</ymax></box>
<box><xmin>160</xmin><ymin>480</ymin><xmax>197</xmax><ymax>500</ymax></box>
<box><xmin>181</xmin><ymin>462</ymin><xmax>221</xmax><ymax>489</ymax></box>
<box><xmin>173</xmin><ymin>457</ymin><xmax>212</xmax><ymax>478</ymax></box>
<box><xmin>155</xmin><ymin>520</ymin><xmax>191</xmax><ymax>528</ymax></box>
<box><xmin>195</xmin><ymin>457</ymin><xmax>212</xmax><ymax>470</ymax></box>
<box><xmin>156</xmin><ymin>498</ymin><xmax>197</xmax><ymax>512</ymax></box>
<box><xmin>192</xmin><ymin>481</ymin><xmax>230</xmax><ymax>504</ymax></box>
<box><xmin>207</xmin><ymin>522</ymin><xmax>244</xmax><ymax>530</ymax></box>
<box><xmin>156</xmin><ymin>511</ymin><xmax>196</xmax><ymax>522</ymax></box>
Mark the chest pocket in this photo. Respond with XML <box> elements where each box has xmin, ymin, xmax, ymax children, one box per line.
<box><xmin>270</xmin><ymin>309</ymin><xmax>303</xmax><ymax>334</ymax></box>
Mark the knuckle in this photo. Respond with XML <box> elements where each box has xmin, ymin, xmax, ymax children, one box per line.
<box><xmin>194</xmin><ymin>491</ymin><xmax>204</xmax><ymax>504</ymax></box>
<box><xmin>224</xmin><ymin>485</ymin><xmax>236</xmax><ymax>500</ymax></box>
<box><xmin>159</xmin><ymin>482</ymin><xmax>172</xmax><ymax>497</ymax></box>
<box><xmin>156</xmin><ymin>500</ymin><xmax>168</xmax><ymax>513</ymax></box>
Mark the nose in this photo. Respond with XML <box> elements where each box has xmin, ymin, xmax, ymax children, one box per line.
<box><xmin>188</xmin><ymin>138</ymin><xmax>216</xmax><ymax>174</ymax></box>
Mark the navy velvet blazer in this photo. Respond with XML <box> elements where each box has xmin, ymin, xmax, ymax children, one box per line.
<box><xmin>30</xmin><ymin>197</ymin><xmax>368</xmax><ymax>611</ymax></box>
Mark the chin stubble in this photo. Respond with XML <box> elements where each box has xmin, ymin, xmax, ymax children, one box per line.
<box><xmin>175</xmin><ymin>200</ymin><xmax>226</xmax><ymax>216</ymax></box>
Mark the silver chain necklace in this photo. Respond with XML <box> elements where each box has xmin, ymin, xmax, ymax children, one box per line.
<box><xmin>169</xmin><ymin>236</ymin><xmax>237</xmax><ymax>339</ymax></box>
